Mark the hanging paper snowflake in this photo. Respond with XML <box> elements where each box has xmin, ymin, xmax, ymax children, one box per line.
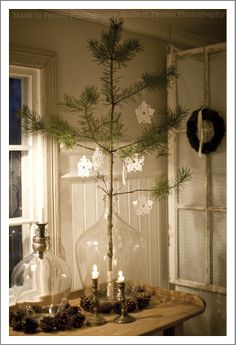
<box><xmin>124</xmin><ymin>154</ymin><xmax>145</xmax><ymax>173</ymax></box>
<box><xmin>77</xmin><ymin>155</ymin><xmax>93</xmax><ymax>177</ymax></box>
<box><xmin>92</xmin><ymin>147</ymin><xmax>104</xmax><ymax>171</ymax></box>
<box><xmin>135</xmin><ymin>101</ymin><xmax>155</xmax><ymax>124</ymax></box>
<box><xmin>133</xmin><ymin>194</ymin><xmax>154</xmax><ymax>216</ymax></box>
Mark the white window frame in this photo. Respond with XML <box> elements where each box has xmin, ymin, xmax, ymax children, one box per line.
<box><xmin>9</xmin><ymin>46</ymin><xmax>59</xmax><ymax>255</ymax></box>
<box><xmin>9</xmin><ymin>67</ymin><xmax>43</xmax><ymax>257</ymax></box>
<box><xmin>167</xmin><ymin>42</ymin><xmax>226</xmax><ymax>294</ymax></box>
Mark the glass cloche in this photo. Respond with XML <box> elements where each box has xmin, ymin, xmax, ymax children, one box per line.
<box><xmin>10</xmin><ymin>222</ymin><xmax>72</xmax><ymax>316</ymax></box>
<box><xmin>76</xmin><ymin>197</ymin><xmax>145</xmax><ymax>300</ymax></box>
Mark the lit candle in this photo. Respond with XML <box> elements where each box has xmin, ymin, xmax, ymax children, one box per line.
<box><xmin>38</xmin><ymin>207</ymin><xmax>45</xmax><ymax>224</ymax></box>
<box><xmin>92</xmin><ymin>264</ymin><xmax>99</xmax><ymax>279</ymax></box>
<box><xmin>117</xmin><ymin>270</ymin><xmax>125</xmax><ymax>283</ymax></box>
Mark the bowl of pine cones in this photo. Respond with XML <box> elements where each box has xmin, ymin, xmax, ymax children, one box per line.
<box><xmin>9</xmin><ymin>304</ymin><xmax>86</xmax><ymax>334</ymax></box>
<box><xmin>79</xmin><ymin>286</ymin><xmax>152</xmax><ymax>315</ymax></box>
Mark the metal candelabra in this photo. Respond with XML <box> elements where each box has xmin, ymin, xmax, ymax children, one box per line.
<box><xmin>113</xmin><ymin>281</ymin><xmax>135</xmax><ymax>324</ymax></box>
<box><xmin>86</xmin><ymin>278</ymin><xmax>106</xmax><ymax>326</ymax></box>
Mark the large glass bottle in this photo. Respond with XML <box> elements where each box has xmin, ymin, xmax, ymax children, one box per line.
<box><xmin>10</xmin><ymin>223</ymin><xmax>72</xmax><ymax>315</ymax></box>
<box><xmin>76</xmin><ymin>197</ymin><xmax>145</xmax><ymax>300</ymax></box>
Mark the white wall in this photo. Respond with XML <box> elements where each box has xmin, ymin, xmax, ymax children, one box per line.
<box><xmin>10</xmin><ymin>10</ymin><xmax>169</xmax><ymax>289</ymax></box>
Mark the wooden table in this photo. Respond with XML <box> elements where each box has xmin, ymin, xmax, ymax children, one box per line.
<box><xmin>9</xmin><ymin>287</ymin><xmax>205</xmax><ymax>336</ymax></box>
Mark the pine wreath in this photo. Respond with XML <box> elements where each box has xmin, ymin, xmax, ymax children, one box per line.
<box><xmin>186</xmin><ymin>108</ymin><xmax>225</xmax><ymax>154</ymax></box>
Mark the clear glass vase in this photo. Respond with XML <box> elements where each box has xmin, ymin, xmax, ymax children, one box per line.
<box><xmin>10</xmin><ymin>223</ymin><xmax>72</xmax><ymax>316</ymax></box>
<box><xmin>76</xmin><ymin>197</ymin><xmax>145</xmax><ymax>300</ymax></box>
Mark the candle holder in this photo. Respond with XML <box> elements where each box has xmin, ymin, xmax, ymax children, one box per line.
<box><xmin>33</xmin><ymin>222</ymin><xmax>48</xmax><ymax>259</ymax></box>
<box><xmin>113</xmin><ymin>281</ymin><xmax>135</xmax><ymax>324</ymax></box>
<box><xmin>86</xmin><ymin>278</ymin><xmax>106</xmax><ymax>326</ymax></box>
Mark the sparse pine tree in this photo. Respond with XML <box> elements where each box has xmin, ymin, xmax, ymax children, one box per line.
<box><xmin>20</xmin><ymin>18</ymin><xmax>191</xmax><ymax>297</ymax></box>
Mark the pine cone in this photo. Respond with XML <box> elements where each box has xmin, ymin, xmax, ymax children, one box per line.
<box><xmin>113</xmin><ymin>298</ymin><xmax>137</xmax><ymax>314</ymax></box>
<box><xmin>54</xmin><ymin>312</ymin><xmax>73</xmax><ymax>331</ymax></box>
<box><xmin>31</xmin><ymin>305</ymin><xmax>43</xmax><ymax>314</ymax></box>
<box><xmin>22</xmin><ymin>317</ymin><xmax>39</xmax><ymax>334</ymax></box>
<box><xmin>80</xmin><ymin>296</ymin><xmax>94</xmax><ymax>312</ymax></box>
<box><xmin>125</xmin><ymin>297</ymin><xmax>137</xmax><ymax>312</ymax></box>
<box><xmin>65</xmin><ymin>305</ymin><xmax>81</xmax><ymax>315</ymax></box>
<box><xmin>39</xmin><ymin>316</ymin><xmax>56</xmax><ymax>333</ymax></box>
<box><xmin>98</xmin><ymin>301</ymin><xmax>113</xmax><ymax>314</ymax></box>
<box><xmin>70</xmin><ymin>313</ymin><xmax>85</xmax><ymax>328</ymax></box>
<box><xmin>136</xmin><ymin>286</ymin><xmax>146</xmax><ymax>293</ymax></box>
<box><xmin>61</xmin><ymin>302</ymin><xmax>71</xmax><ymax>310</ymax></box>
<box><xmin>10</xmin><ymin>309</ymin><xmax>27</xmax><ymax>330</ymax></box>
<box><xmin>11</xmin><ymin>318</ymin><xmax>24</xmax><ymax>332</ymax></box>
<box><xmin>9</xmin><ymin>311</ymin><xmax>16</xmax><ymax>327</ymax></box>
<box><xmin>113</xmin><ymin>301</ymin><xmax>121</xmax><ymax>314</ymax></box>
<box><xmin>136</xmin><ymin>292</ymin><xmax>151</xmax><ymax>310</ymax></box>
<box><xmin>41</xmin><ymin>306</ymin><xmax>50</xmax><ymax>314</ymax></box>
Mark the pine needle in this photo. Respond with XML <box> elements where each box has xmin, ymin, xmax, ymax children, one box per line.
<box><xmin>151</xmin><ymin>167</ymin><xmax>191</xmax><ymax>199</ymax></box>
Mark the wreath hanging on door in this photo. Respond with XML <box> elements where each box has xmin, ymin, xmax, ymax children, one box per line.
<box><xmin>186</xmin><ymin>108</ymin><xmax>225</xmax><ymax>154</ymax></box>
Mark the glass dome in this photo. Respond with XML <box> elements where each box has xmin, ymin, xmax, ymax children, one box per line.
<box><xmin>10</xmin><ymin>223</ymin><xmax>72</xmax><ymax>315</ymax></box>
<box><xmin>76</xmin><ymin>197</ymin><xmax>145</xmax><ymax>300</ymax></box>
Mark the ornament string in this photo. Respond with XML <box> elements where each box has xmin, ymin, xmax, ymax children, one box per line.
<box><xmin>122</xmin><ymin>161</ymin><xmax>127</xmax><ymax>186</ymax></box>
<box><xmin>197</xmin><ymin>107</ymin><xmax>203</xmax><ymax>157</ymax></box>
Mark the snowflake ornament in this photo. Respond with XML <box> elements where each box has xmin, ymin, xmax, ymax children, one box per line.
<box><xmin>133</xmin><ymin>194</ymin><xmax>154</xmax><ymax>216</ymax></box>
<box><xmin>77</xmin><ymin>155</ymin><xmax>93</xmax><ymax>177</ymax></box>
<box><xmin>124</xmin><ymin>154</ymin><xmax>145</xmax><ymax>173</ymax></box>
<box><xmin>92</xmin><ymin>147</ymin><xmax>104</xmax><ymax>171</ymax></box>
<box><xmin>135</xmin><ymin>101</ymin><xmax>155</xmax><ymax>124</ymax></box>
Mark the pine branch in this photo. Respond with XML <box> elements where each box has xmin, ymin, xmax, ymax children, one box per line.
<box><xmin>59</xmin><ymin>87</ymin><xmax>115</xmax><ymax>151</ymax></box>
<box><xmin>114</xmin><ymin>38</ymin><xmax>143</xmax><ymax>68</ymax></box>
<box><xmin>141</xmin><ymin>65</ymin><xmax>178</xmax><ymax>91</ymax></box>
<box><xmin>19</xmin><ymin>105</ymin><xmax>45</xmax><ymax>135</ymax></box>
<box><xmin>101</xmin><ymin>63</ymin><xmax>121</xmax><ymax>104</ymax></box>
<box><xmin>151</xmin><ymin>167</ymin><xmax>191</xmax><ymax>199</ymax></box>
<box><xmin>88</xmin><ymin>18</ymin><xmax>143</xmax><ymax>68</ymax></box>
<box><xmin>59</xmin><ymin>94</ymin><xmax>83</xmax><ymax>114</ymax></box>
<box><xmin>118</xmin><ymin>106</ymin><xmax>188</xmax><ymax>158</ymax></box>
<box><xmin>76</xmin><ymin>143</ymin><xmax>95</xmax><ymax>151</ymax></box>
<box><xmin>88</xmin><ymin>18</ymin><xmax>123</xmax><ymax>64</ymax></box>
<box><xmin>59</xmin><ymin>86</ymin><xmax>99</xmax><ymax>114</ymax></box>
<box><xmin>114</xmin><ymin>168</ymin><xmax>191</xmax><ymax>200</ymax></box>
<box><xmin>96</xmin><ymin>172</ymin><xmax>109</xmax><ymax>195</ymax></box>
<box><xmin>115</xmin><ymin>65</ymin><xmax>178</xmax><ymax>105</ymax></box>
<box><xmin>46</xmin><ymin>114</ymin><xmax>78</xmax><ymax>148</ymax></box>
<box><xmin>19</xmin><ymin>106</ymin><xmax>78</xmax><ymax>149</ymax></box>
<box><xmin>163</xmin><ymin>105</ymin><xmax>189</xmax><ymax>130</ymax></box>
<box><xmin>114</xmin><ymin>188</ymin><xmax>151</xmax><ymax>196</ymax></box>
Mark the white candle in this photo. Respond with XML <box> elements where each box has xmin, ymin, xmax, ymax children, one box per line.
<box><xmin>92</xmin><ymin>264</ymin><xmax>99</xmax><ymax>279</ymax></box>
<box><xmin>117</xmin><ymin>270</ymin><xmax>125</xmax><ymax>282</ymax></box>
<box><xmin>38</xmin><ymin>207</ymin><xmax>45</xmax><ymax>224</ymax></box>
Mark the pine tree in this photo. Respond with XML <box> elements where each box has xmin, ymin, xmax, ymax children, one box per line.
<box><xmin>20</xmin><ymin>18</ymin><xmax>191</xmax><ymax>297</ymax></box>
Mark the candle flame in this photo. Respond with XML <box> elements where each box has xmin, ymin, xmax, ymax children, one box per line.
<box><xmin>93</xmin><ymin>264</ymin><xmax>97</xmax><ymax>272</ymax></box>
<box><xmin>118</xmin><ymin>270</ymin><xmax>123</xmax><ymax>277</ymax></box>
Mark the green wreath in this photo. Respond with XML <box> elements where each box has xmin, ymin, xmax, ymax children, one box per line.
<box><xmin>186</xmin><ymin>108</ymin><xmax>225</xmax><ymax>154</ymax></box>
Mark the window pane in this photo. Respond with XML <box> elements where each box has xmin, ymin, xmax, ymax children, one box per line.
<box><xmin>178</xmin><ymin>209</ymin><xmax>206</xmax><ymax>283</ymax></box>
<box><xmin>9</xmin><ymin>226</ymin><xmax>23</xmax><ymax>286</ymax></box>
<box><xmin>9</xmin><ymin>78</ymin><xmax>21</xmax><ymax>145</ymax></box>
<box><xmin>9</xmin><ymin>151</ymin><xmax>22</xmax><ymax>218</ymax></box>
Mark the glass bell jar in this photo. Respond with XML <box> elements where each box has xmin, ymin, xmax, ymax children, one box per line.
<box><xmin>76</xmin><ymin>196</ymin><xmax>145</xmax><ymax>300</ymax></box>
<box><xmin>10</xmin><ymin>222</ymin><xmax>72</xmax><ymax>316</ymax></box>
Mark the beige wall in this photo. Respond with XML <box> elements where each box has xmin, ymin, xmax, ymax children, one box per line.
<box><xmin>10</xmin><ymin>11</ymin><xmax>168</xmax><ymax>139</ymax></box>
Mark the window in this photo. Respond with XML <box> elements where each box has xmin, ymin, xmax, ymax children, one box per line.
<box><xmin>9</xmin><ymin>67</ymin><xmax>44</xmax><ymax>285</ymax></box>
<box><xmin>7</xmin><ymin>47</ymin><xmax>58</xmax><ymax>304</ymax></box>
<box><xmin>167</xmin><ymin>43</ymin><xmax>226</xmax><ymax>335</ymax></box>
